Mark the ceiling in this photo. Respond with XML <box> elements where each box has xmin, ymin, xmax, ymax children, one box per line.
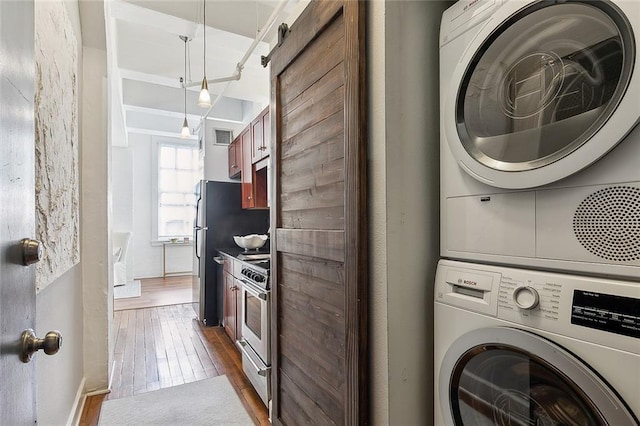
<box><xmin>102</xmin><ymin>0</ymin><xmax>301</xmax><ymax>146</ymax></box>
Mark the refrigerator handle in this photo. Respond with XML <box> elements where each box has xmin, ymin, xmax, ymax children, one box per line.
<box><xmin>195</xmin><ymin>229</ymin><xmax>200</xmax><ymax>259</ymax></box>
<box><xmin>194</xmin><ymin>190</ymin><xmax>202</xmax><ymax>229</ymax></box>
<box><xmin>194</xmin><ymin>187</ymin><xmax>203</xmax><ymax>259</ymax></box>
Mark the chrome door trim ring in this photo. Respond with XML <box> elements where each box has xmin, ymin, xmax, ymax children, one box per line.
<box><xmin>439</xmin><ymin>327</ymin><xmax>637</xmax><ymax>425</ymax></box>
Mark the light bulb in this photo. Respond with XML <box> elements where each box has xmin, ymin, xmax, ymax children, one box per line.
<box><xmin>197</xmin><ymin>78</ymin><xmax>211</xmax><ymax>108</ymax></box>
<box><xmin>180</xmin><ymin>117</ymin><xmax>190</xmax><ymax>138</ymax></box>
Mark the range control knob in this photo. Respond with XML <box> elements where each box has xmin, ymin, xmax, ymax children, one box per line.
<box><xmin>513</xmin><ymin>286</ymin><xmax>539</xmax><ymax>310</ymax></box>
<box><xmin>255</xmin><ymin>275</ymin><xmax>264</xmax><ymax>283</ymax></box>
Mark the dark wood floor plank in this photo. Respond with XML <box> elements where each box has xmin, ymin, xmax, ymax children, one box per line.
<box><xmin>133</xmin><ymin>309</ymin><xmax>147</xmax><ymax>393</ymax></box>
<box><xmin>120</xmin><ymin>310</ymin><xmax>136</xmax><ymax>397</ymax></box>
<box><xmin>143</xmin><ymin>308</ymin><xmax>159</xmax><ymax>385</ymax></box>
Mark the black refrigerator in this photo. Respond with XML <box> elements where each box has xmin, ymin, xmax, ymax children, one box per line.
<box><xmin>192</xmin><ymin>180</ymin><xmax>269</xmax><ymax>326</ymax></box>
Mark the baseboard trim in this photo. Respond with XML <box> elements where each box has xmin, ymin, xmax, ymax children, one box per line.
<box><xmin>85</xmin><ymin>388</ymin><xmax>110</xmax><ymax>397</ymax></box>
<box><xmin>67</xmin><ymin>377</ymin><xmax>86</xmax><ymax>426</ymax></box>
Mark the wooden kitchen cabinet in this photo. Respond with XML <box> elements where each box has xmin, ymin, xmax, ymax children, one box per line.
<box><xmin>232</xmin><ymin>107</ymin><xmax>269</xmax><ymax>209</ymax></box>
<box><xmin>223</xmin><ymin>270</ymin><xmax>240</xmax><ymax>342</ymax></box>
<box><xmin>241</xmin><ymin>128</ymin><xmax>268</xmax><ymax>209</ymax></box>
<box><xmin>241</xmin><ymin>128</ymin><xmax>254</xmax><ymax>209</ymax></box>
<box><xmin>251</xmin><ymin>115</ymin><xmax>263</xmax><ymax>163</ymax></box>
<box><xmin>227</xmin><ymin>136</ymin><xmax>241</xmax><ymax>179</ymax></box>
<box><xmin>251</xmin><ymin>107</ymin><xmax>270</xmax><ymax>165</ymax></box>
<box><xmin>222</xmin><ymin>254</ymin><xmax>244</xmax><ymax>344</ymax></box>
<box><xmin>262</xmin><ymin>108</ymin><xmax>270</xmax><ymax>161</ymax></box>
<box><xmin>235</xmin><ymin>277</ymin><xmax>242</xmax><ymax>342</ymax></box>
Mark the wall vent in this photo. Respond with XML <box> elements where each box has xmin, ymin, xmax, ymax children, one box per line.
<box><xmin>212</xmin><ymin>129</ymin><xmax>233</xmax><ymax>145</ymax></box>
<box><xmin>573</xmin><ymin>185</ymin><xmax>640</xmax><ymax>262</ymax></box>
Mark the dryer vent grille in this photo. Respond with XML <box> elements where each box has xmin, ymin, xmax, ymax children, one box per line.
<box><xmin>573</xmin><ymin>186</ymin><xmax>640</xmax><ymax>262</ymax></box>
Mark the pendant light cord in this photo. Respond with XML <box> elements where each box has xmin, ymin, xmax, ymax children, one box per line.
<box><xmin>203</xmin><ymin>0</ymin><xmax>206</xmax><ymax>78</ymax></box>
<box><xmin>187</xmin><ymin>40</ymin><xmax>192</xmax><ymax>83</ymax></box>
<box><xmin>184</xmin><ymin>38</ymin><xmax>187</xmax><ymax>117</ymax></box>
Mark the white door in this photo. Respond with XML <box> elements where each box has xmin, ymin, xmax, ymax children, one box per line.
<box><xmin>442</xmin><ymin>0</ymin><xmax>640</xmax><ymax>189</ymax></box>
<box><xmin>0</xmin><ymin>1</ymin><xmax>49</xmax><ymax>424</ymax></box>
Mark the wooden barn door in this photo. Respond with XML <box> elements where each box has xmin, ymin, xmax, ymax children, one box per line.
<box><xmin>269</xmin><ymin>1</ymin><xmax>367</xmax><ymax>424</ymax></box>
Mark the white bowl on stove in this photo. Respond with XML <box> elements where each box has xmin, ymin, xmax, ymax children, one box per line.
<box><xmin>233</xmin><ymin>234</ymin><xmax>268</xmax><ymax>251</ymax></box>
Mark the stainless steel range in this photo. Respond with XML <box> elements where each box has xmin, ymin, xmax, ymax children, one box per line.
<box><xmin>237</xmin><ymin>258</ymin><xmax>271</xmax><ymax>406</ymax></box>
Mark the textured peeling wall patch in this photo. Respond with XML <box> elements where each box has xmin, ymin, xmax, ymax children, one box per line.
<box><xmin>34</xmin><ymin>0</ymin><xmax>79</xmax><ymax>291</ymax></box>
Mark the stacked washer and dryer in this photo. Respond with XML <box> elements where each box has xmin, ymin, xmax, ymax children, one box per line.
<box><xmin>435</xmin><ymin>0</ymin><xmax>640</xmax><ymax>425</ymax></box>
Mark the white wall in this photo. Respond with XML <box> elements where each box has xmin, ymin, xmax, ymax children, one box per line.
<box><xmin>369</xmin><ymin>1</ymin><xmax>449</xmax><ymax>424</ymax></box>
<box><xmin>130</xmin><ymin>133</ymin><xmax>155</xmax><ymax>278</ymax></box>
<box><xmin>128</xmin><ymin>133</ymin><xmax>195</xmax><ymax>278</ymax></box>
<box><xmin>202</xmin><ymin>118</ymin><xmax>245</xmax><ymax>182</ymax></box>
<box><xmin>81</xmin><ymin>45</ymin><xmax>112</xmax><ymax>393</ymax></box>
<box><xmin>367</xmin><ymin>1</ymin><xmax>389</xmax><ymax>423</ymax></box>
<box><xmin>112</xmin><ymin>146</ymin><xmax>135</xmax><ymax>281</ymax></box>
<box><xmin>36</xmin><ymin>1</ymin><xmax>86</xmax><ymax>424</ymax></box>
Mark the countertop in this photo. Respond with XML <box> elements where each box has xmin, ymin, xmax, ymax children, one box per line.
<box><xmin>217</xmin><ymin>247</ymin><xmax>270</xmax><ymax>258</ymax></box>
<box><xmin>218</xmin><ymin>247</ymin><xmax>271</xmax><ymax>273</ymax></box>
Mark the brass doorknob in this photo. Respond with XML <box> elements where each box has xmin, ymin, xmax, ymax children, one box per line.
<box><xmin>20</xmin><ymin>329</ymin><xmax>62</xmax><ymax>363</ymax></box>
<box><xmin>21</xmin><ymin>238</ymin><xmax>43</xmax><ymax>266</ymax></box>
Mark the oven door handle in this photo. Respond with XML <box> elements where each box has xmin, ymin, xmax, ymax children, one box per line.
<box><xmin>238</xmin><ymin>339</ymin><xmax>271</xmax><ymax>376</ymax></box>
<box><xmin>239</xmin><ymin>278</ymin><xmax>268</xmax><ymax>301</ymax></box>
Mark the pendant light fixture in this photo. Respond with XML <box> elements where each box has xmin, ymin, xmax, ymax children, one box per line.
<box><xmin>179</xmin><ymin>35</ymin><xmax>191</xmax><ymax>138</ymax></box>
<box><xmin>197</xmin><ymin>0</ymin><xmax>211</xmax><ymax>108</ymax></box>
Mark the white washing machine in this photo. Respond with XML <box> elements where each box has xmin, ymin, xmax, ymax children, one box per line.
<box><xmin>434</xmin><ymin>259</ymin><xmax>640</xmax><ymax>425</ymax></box>
<box><xmin>440</xmin><ymin>0</ymin><xmax>640</xmax><ymax>279</ymax></box>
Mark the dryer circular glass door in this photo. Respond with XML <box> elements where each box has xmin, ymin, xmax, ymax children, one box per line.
<box><xmin>439</xmin><ymin>327</ymin><xmax>638</xmax><ymax>425</ymax></box>
<box><xmin>445</xmin><ymin>0</ymin><xmax>638</xmax><ymax>189</ymax></box>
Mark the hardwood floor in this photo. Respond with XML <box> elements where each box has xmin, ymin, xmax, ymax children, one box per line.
<box><xmin>114</xmin><ymin>275</ymin><xmax>194</xmax><ymax>311</ymax></box>
<box><xmin>80</xmin><ymin>303</ymin><xmax>268</xmax><ymax>425</ymax></box>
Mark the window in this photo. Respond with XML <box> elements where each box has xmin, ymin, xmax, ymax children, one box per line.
<box><xmin>157</xmin><ymin>143</ymin><xmax>200</xmax><ymax>239</ymax></box>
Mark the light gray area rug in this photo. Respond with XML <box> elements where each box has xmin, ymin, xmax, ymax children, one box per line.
<box><xmin>113</xmin><ymin>280</ymin><xmax>141</xmax><ymax>299</ymax></box>
<box><xmin>98</xmin><ymin>375</ymin><xmax>253</xmax><ymax>425</ymax></box>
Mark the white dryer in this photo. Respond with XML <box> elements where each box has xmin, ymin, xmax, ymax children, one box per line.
<box><xmin>440</xmin><ymin>0</ymin><xmax>640</xmax><ymax>279</ymax></box>
<box><xmin>434</xmin><ymin>259</ymin><xmax>640</xmax><ymax>425</ymax></box>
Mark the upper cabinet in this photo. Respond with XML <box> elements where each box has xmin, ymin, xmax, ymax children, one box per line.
<box><xmin>251</xmin><ymin>115</ymin><xmax>263</xmax><ymax>163</ymax></box>
<box><xmin>229</xmin><ymin>106</ymin><xmax>270</xmax><ymax>209</ymax></box>
<box><xmin>251</xmin><ymin>107</ymin><xmax>270</xmax><ymax>165</ymax></box>
<box><xmin>240</xmin><ymin>128</ymin><xmax>254</xmax><ymax>209</ymax></box>
<box><xmin>228</xmin><ymin>137</ymin><xmax>241</xmax><ymax>179</ymax></box>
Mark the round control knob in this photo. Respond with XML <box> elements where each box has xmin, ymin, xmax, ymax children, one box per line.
<box><xmin>255</xmin><ymin>275</ymin><xmax>264</xmax><ymax>283</ymax></box>
<box><xmin>513</xmin><ymin>286</ymin><xmax>539</xmax><ymax>310</ymax></box>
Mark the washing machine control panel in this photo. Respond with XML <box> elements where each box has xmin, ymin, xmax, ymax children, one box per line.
<box><xmin>498</xmin><ymin>275</ymin><xmax>562</xmax><ymax>321</ymax></box>
<box><xmin>437</xmin><ymin>260</ymin><xmax>639</xmax><ymax>353</ymax></box>
<box><xmin>571</xmin><ymin>290</ymin><xmax>640</xmax><ymax>340</ymax></box>
<box><xmin>512</xmin><ymin>286</ymin><xmax>539</xmax><ymax>310</ymax></box>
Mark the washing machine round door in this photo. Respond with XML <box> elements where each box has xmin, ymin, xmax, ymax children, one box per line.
<box><xmin>443</xmin><ymin>0</ymin><xmax>639</xmax><ymax>189</ymax></box>
<box><xmin>439</xmin><ymin>327</ymin><xmax>637</xmax><ymax>425</ymax></box>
